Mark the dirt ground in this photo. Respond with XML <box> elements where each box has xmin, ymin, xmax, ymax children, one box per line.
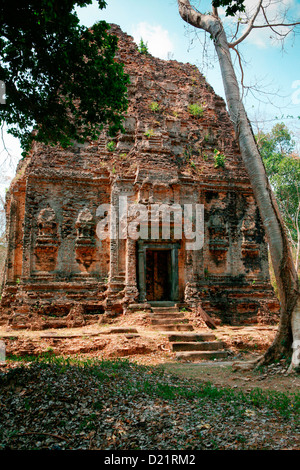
<box><xmin>0</xmin><ymin>312</ymin><xmax>299</xmax><ymax>394</ymax></box>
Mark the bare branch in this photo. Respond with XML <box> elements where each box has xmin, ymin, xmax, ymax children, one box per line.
<box><xmin>252</xmin><ymin>22</ymin><xmax>300</xmax><ymax>29</ymax></box>
<box><xmin>229</xmin><ymin>0</ymin><xmax>263</xmax><ymax>47</ymax></box>
<box><xmin>260</xmin><ymin>4</ymin><xmax>298</xmax><ymax>39</ymax></box>
<box><xmin>231</xmin><ymin>46</ymin><xmax>245</xmax><ymax>96</ymax></box>
<box><xmin>212</xmin><ymin>5</ymin><xmax>219</xmax><ymax>18</ymax></box>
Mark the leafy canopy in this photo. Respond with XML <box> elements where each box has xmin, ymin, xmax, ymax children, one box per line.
<box><xmin>257</xmin><ymin>123</ymin><xmax>300</xmax><ymax>246</ymax></box>
<box><xmin>212</xmin><ymin>0</ymin><xmax>246</xmax><ymax>16</ymax></box>
<box><xmin>0</xmin><ymin>0</ymin><xmax>130</xmax><ymax>156</ymax></box>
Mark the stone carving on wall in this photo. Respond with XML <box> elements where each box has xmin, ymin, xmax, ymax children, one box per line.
<box><xmin>34</xmin><ymin>206</ymin><xmax>60</xmax><ymax>272</ymax></box>
<box><xmin>241</xmin><ymin>213</ymin><xmax>259</xmax><ymax>258</ymax></box>
<box><xmin>208</xmin><ymin>210</ymin><xmax>229</xmax><ymax>259</ymax></box>
<box><xmin>75</xmin><ymin>208</ymin><xmax>97</xmax><ymax>273</ymax></box>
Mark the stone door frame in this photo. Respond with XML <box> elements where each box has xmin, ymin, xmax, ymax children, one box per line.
<box><xmin>137</xmin><ymin>241</ymin><xmax>180</xmax><ymax>303</ymax></box>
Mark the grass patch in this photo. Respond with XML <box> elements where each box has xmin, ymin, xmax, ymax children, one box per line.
<box><xmin>4</xmin><ymin>356</ymin><xmax>299</xmax><ymax>419</ymax></box>
<box><xmin>1</xmin><ymin>357</ymin><xmax>299</xmax><ymax>450</ymax></box>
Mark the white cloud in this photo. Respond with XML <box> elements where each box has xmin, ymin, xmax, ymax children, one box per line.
<box><xmin>131</xmin><ymin>22</ymin><xmax>174</xmax><ymax>60</ymax></box>
<box><xmin>244</xmin><ymin>0</ymin><xmax>296</xmax><ymax>48</ymax></box>
<box><xmin>220</xmin><ymin>0</ymin><xmax>297</xmax><ymax>49</ymax></box>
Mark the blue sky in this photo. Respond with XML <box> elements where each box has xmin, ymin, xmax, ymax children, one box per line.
<box><xmin>1</xmin><ymin>0</ymin><xmax>300</xmax><ymax>184</ymax></box>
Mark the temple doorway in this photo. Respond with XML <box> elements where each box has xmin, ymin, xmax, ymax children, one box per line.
<box><xmin>146</xmin><ymin>249</ymin><xmax>172</xmax><ymax>301</ymax></box>
<box><xmin>137</xmin><ymin>242</ymin><xmax>180</xmax><ymax>303</ymax></box>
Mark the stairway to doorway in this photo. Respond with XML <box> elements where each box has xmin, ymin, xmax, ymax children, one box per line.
<box><xmin>149</xmin><ymin>303</ymin><xmax>228</xmax><ymax>361</ymax></box>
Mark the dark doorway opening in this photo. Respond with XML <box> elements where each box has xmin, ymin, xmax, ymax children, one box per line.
<box><xmin>146</xmin><ymin>249</ymin><xmax>172</xmax><ymax>301</ymax></box>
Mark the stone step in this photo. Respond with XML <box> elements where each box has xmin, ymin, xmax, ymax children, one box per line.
<box><xmin>151</xmin><ymin>307</ymin><xmax>179</xmax><ymax>314</ymax></box>
<box><xmin>151</xmin><ymin>318</ymin><xmax>189</xmax><ymax>325</ymax></box>
<box><xmin>168</xmin><ymin>333</ymin><xmax>216</xmax><ymax>342</ymax></box>
<box><xmin>149</xmin><ymin>301</ymin><xmax>176</xmax><ymax>307</ymax></box>
<box><xmin>171</xmin><ymin>341</ymin><xmax>225</xmax><ymax>352</ymax></box>
<box><xmin>176</xmin><ymin>350</ymin><xmax>228</xmax><ymax>361</ymax></box>
<box><xmin>109</xmin><ymin>327</ymin><xmax>138</xmax><ymax>334</ymax></box>
<box><xmin>150</xmin><ymin>312</ymin><xmax>186</xmax><ymax>320</ymax></box>
<box><xmin>151</xmin><ymin>323</ymin><xmax>194</xmax><ymax>331</ymax></box>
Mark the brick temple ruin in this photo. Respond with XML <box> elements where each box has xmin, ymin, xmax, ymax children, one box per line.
<box><xmin>0</xmin><ymin>25</ymin><xmax>280</xmax><ymax>329</ymax></box>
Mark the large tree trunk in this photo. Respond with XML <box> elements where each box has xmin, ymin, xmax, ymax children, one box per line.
<box><xmin>296</xmin><ymin>202</ymin><xmax>300</xmax><ymax>273</ymax></box>
<box><xmin>178</xmin><ymin>0</ymin><xmax>300</xmax><ymax>367</ymax></box>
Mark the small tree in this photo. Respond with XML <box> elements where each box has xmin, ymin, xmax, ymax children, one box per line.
<box><xmin>138</xmin><ymin>38</ymin><xmax>149</xmax><ymax>55</ymax></box>
<box><xmin>0</xmin><ymin>1</ymin><xmax>129</xmax><ymax>157</ymax></box>
<box><xmin>257</xmin><ymin>124</ymin><xmax>300</xmax><ymax>272</ymax></box>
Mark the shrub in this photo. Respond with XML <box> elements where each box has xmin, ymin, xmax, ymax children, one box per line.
<box><xmin>138</xmin><ymin>38</ymin><xmax>149</xmax><ymax>55</ymax></box>
<box><xmin>213</xmin><ymin>149</ymin><xmax>226</xmax><ymax>168</ymax></box>
<box><xmin>150</xmin><ymin>101</ymin><xmax>160</xmax><ymax>112</ymax></box>
<box><xmin>107</xmin><ymin>141</ymin><xmax>116</xmax><ymax>152</ymax></box>
<box><xmin>188</xmin><ymin>103</ymin><xmax>204</xmax><ymax>118</ymax></box>
<box><xmin>144</xmin><ymin>129</ymin><xmax>154</xmax><ymax>138</ymax></box>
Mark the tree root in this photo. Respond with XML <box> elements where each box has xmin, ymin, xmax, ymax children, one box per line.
<box><xmin>232</xmin><ymin>356</ymin><xmax>263</xmax><ymax>371</ymax></box>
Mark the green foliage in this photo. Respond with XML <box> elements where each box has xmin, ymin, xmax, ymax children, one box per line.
<box><xmin>0</xmin><ymin>1</ymin><xmax>129</xmax><ymax>157</ymax></box>
<box><xmin>3</xmin><ymin>358</ymin><xmax>299</xmax><ymax>419</ymax></box>
<box><xmin>144</xmin><ymin>128</ymin><xmax>155</xmax><ymax>138</ymax></box>
<box><xmin>106</xmin><ymin>141</ymin><xmax>116</xmax><ymax>152</ymax></box>
<box><xmin>188</xmin><ymin>103</ymin><xmax>204</xmax><ymax>118</ymax></box>
<box><xmin>150</xmin><ymin>101</ymin><xmax>160</xmax><ymax>112</ymax></box>
<box><xmin>258</xmin><ymin>123</ymin><xmax>295</xmax><ymax>174</ymax></box>
<box><xmin>138</xmin><ymin>38</ymin><xmax>149</xmax><ymax>55</ymax></box>
<box><xmin>212</xmin><ymin>0</ymin><xmax>246</xmax><ymax>16</ymax></box>
<box><xmin>257</xmin><ymin>123</ymin><xmax>300</xmax><ymax>251</ymax></box>
<box><xmin>213</xmin><ymin>149</ymin><xmax>226</xmax><ymax>168</ymax></box>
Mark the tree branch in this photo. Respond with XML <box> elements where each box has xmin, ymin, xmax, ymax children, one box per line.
<box><xmin>229</xmin><ymin>0</ymin><xmax>263</xmax><ymax>47</ymax></box>
<box><xmin>177</xmin><ymin>0</ymin><xmax>218</xmax><ymax>35</ymax></box>
<box><xmin>252</xmin><ymin>22</ymin><xmax>300</xmax><ymax>29</ymax></box>
<box><xmin>231</xmin><ymin>46</ymin><xmax>245</xmax><ymax>95</ymax></box>
<box><xmin>212</xmin><ymin>5</ymin><xmax>219</xmax><ymax>18</ymax></box>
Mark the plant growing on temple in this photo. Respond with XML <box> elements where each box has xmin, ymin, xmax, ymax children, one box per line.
<box><xmin>138</xmin><ymin>38</ymin><xmax>149</xmax><ymax>55</ymax></box>
<box><xmin>0</xmin><ymin>1</ymin><xmax>129</xmax><ymax>157</ymax></box>
<box><xmin>150</xmin><ymin>102</ymin><xmax>160</xmax><ymax>113</ymax></box>
<box><xmin>188</xmin><ymin>103</ymin><xmax>204</xmax><ymax>118</ymax></box>
<box><xmin>144</xmin><ymin>129</ymin><xmax>155</xmax><ymax>138</ymax></box>
<box><xmin>213</xmin><ymin>149</ymin><xmax>226</xmax><ymax>168</ymax></box>
<box><xmin>107</xmin><ymin>141</ymin><xmax>116</xmax><ymax>152</ymax></box>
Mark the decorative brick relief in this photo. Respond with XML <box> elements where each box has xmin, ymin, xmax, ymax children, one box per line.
<box><xmin>34</xmin><ymin>206</ymin><xmax>60</xmax><ymax>273</ymax></box>
<box><xmin>75</xmin><ymin>208</ymin><xmax>97</xmax><ymax>273</ymax></box>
